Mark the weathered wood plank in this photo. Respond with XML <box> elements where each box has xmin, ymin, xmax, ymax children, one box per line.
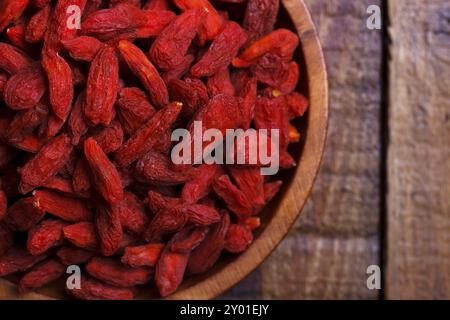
<box><xmin>387</xmin><ymin>0</ymin><xmax>450</xmax><ymax>300</ymax></box>
<box><xmin>259</xmin><ymin>0</ymin><xmax>382</xmax><ymax>299</ymax></box>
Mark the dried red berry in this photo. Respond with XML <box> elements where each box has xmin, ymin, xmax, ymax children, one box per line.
<box><xmin>18</xmin><ymin>259</ymin><xmax>65</xmax><ymax>293</ymax></box>
<box><xmin>155</xmin><ymin>245</ymin><xmax>189</xmax><ymax>297</ymax></box>
<box><xmin>85</xmin><ymin>46</ymin><xmax>119</xmax><ymax>126</ymax></box>
<box><xmin>41</xmin><ymin>50</ymin><xmax>74</xmax><ymax>120</ymax></box>
<box><xmin>3</xmin><ymin>65</ymin><xmax>47</xmax><ymax>110</ymax></box>
<box><xmin>149</xmin><ymin>9</ymin><xmax>204</xmax><ymax>71</ymax></box>
<box><xmin>118</xmin><ymin>40</ymin><xmax>169</xmax><ymax>108</ymax></box>
<box><xmin>95</xmin><ymin>203</ymin><xmax>123</xmax><ymax>256</ymax></box>
<box><xmin>224</xmin><ymin>224</ymin><xmax>253</xmax><ymax>253</ymax></box>
<box><xmin>27</xmin><ymin>219</ymin><xmax>67</xmax><ymax>256</ymax></box>
<box><xmin>187</xmin><ymin>211</ymin><xmax>230</xmax><ymax>274</ymax></box>
<box><xmin>33</xmin><ymin>189</ymin><xmax>92</xmax><ymax>222</ymax></box>
<box><xmin>5</xmin><ymin>197</ymin><xmax>45</xmax><ymax>232</ymax></box>
<box><xmin>114</xmin><ymin>101</ymin><xmax>182</xmax><ymax>167</ymax></box>
<box><xmin>190</xmin><ymin>21</ymin><xmax>248</xmax><ymax>77</ymax></box>
<box><xmin>121</xmin><ymin>244</ymin><xmax>165</xmax><ymax>268</ymax></box>
<box><xmin>84</xmin><ymin>138</ymin><xmax>124</xmax><ymax>205</ymax></box>
<box><xmin>0</xmin><ymin>247</ymin><xmax>46</xmax><ymax>277</ymax></box>
<box><xmin>57</xmin><ymin>246</ymin><xmax>95</xmax><ymax>265</ymax></box>
<box><xmin>26</xmin><ymin>5</ymin><xmax>51</xmax><ymax>43</ymax></box>
<box><xmin>63</xmin><ymin>222</ymin><xmax>99</xmax><ymax>251</ymax></box>
<box><xmin>67</xmin><ymin>276</ymin><xmax>134</xmax><ymax>300</ymax></box>
<box><xmin>86</xmin><ymin>256</ymin><xmax>153</xmax><ymax>287</ymax></box>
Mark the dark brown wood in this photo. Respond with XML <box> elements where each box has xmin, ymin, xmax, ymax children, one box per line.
<box><xmin>387</xmin><ymin>0</ymin><xmax>450</xmax><ymax>300</ymax></box>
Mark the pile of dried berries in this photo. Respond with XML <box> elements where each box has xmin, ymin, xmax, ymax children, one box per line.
<box><xmin>0</xmin><ymin>0</ymin><xmax>309</xmax><ymax>300</ymax></box>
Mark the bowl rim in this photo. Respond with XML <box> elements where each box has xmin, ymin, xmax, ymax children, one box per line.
<box><xmin>168</xmin><ymin>0</ymin><xmax>329</xmax><ymax>300</ymax></box>
<box><xmin>0</xmin><ymin>0</ymin><xmax>328</xmax><ymax>300</ymax></box>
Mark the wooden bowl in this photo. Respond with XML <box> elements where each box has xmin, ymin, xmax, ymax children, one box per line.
<box><xmin>0</xmin><ymin>0</ymin><xmax>328</xmax><ymax>300</ymax></box>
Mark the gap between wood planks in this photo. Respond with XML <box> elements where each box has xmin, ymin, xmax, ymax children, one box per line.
<box><xmin>379</xmin><ymin>0</ymin><xmax>390</xmax><ymax>300</ymax></box>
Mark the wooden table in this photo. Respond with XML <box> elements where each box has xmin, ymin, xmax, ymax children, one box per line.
<box><xmin>223</xmin><ymin>0</ymin><xmax>450</xmax><ymax>300</ymax></box>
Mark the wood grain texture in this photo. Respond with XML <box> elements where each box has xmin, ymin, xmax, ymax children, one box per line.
<box><xmin>259</xmin><ymin>0</ymin><xmax>382</xmax><ymax>299</ymax></box>
<box><xmin>387</xmin><ymin>0</ymin><xmax>450</xmax><ymax>300</ymax></box>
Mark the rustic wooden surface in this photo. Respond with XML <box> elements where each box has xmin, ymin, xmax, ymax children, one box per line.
<box><xmin>386</xmin><ymin>0</ymin><xmax>450</xmax><ymax>299</ymax></box>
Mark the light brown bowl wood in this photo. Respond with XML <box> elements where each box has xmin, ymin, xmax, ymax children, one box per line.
<box><xmin>0</xmin><ymin>0</ymin><xmax>328</xmax><ymax>300</ymax></box>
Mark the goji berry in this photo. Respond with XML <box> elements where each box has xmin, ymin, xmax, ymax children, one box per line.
<box><xmin>5</xmin><ymin>197</ymin><xmax>46</xmax><ymax>232</ymax></box>
<box><xmin>84</xmin><ymin>46</ymin><xmax>119</xmax><ymax>126</ymax></box>
<box><xmin>117</xmin><ymin>192</ymin><xmax>149</xmax><ymax>236</ymax></box>
<box><xmin>42</xmin><ymin>176</ymin><xmax>80</xmax><ymax>197</ymax></box>
<box><xmin>57</xmin><ymin>246</ymin><xmax>95</xmax><ymax>265</ymax></box>
<box><xmin>91</xmin><ymin>120</ymin><xmax>124</xmax><ymax>154</ymax></box>
<box><xmin>136</xmin><ymin>151</ymin><xmax>192</xmax><ymax>186</ymax></box>
<box><xmin>285</xmin><ymin>92</ymin><xmax>309</xmax><ymax>119</ymax></box>
<box><xmin>0</xmin><ymin>42</ymin><xmax>33</xmax><ymax>74</ymax></box>
<box><xmin>233</xmin><ymin>29</ymin><xmax>299</xmax><ymax>68</ymax></box>
<box><xmin>155</xmin><ymin>245</ymin><xmax>189</xmax><ymax>297</ymax></box>
<box><xmin>185</xmin><ymin>204</ymin><xmax>221</xmax><ymax>226</ymax></box>
<box><xmin>224</xmin><ymin>223</ymin><xmax>253</xmax><ymax>253</ymax></box>
<box><xmin>33</xmin><ymin>189</ymin><xmax>92</xmax><ymax>222</ymax></box>
<box><xmin>41</xmin><ymin>50</ymin><xmax>74</xmax><ymax>120</ymax></box>
<box><xmin>263</xmin><ymin>180</ymin><xmax>282</xmax><ymax>203</ymax></box>
<box><xmin>6</xmin><ymin>103</ymin><xmax>48</xmax><ymax>144</ymax></box>
<box><xmin>116</xmin><ymin>87</ymin><xmax>156</xmax><ymax>136</ymax></box>
<box><xmin>6</xmin><ymin>24</ymin><xmax>36</xmax><ymax>54</ymax></box>
<box><xmin>68</xmin><ymin>91</ymin><xmax>89</xmax><ymax>145</ymax></box>
<box><xmin>62</xmin><ymin>36</ymin><xmax>103</xmax><ymax>62</ymax></box>
<box><xmin>84</xmin><ymin>138</ymin><xmax>124</xmax><ymax>205</ymax></box>
<box><xmin>182</xmin><ymin>164</ymin><xmax>223</xmax><ymax>204</ymax></box>
<box><xmin>168</xmin><ymin>77</ymin><xmax>209</xmax><ymax>118</ymax></box>
<box><xmin>3</xmin><ymin>64</ymin><xmax>47</xmax><ymax>110</ymax></box>
<box><xmin>243</xmin><ymin>0</ymin><xmax>279</xmax><ymax>43</ymax></box>
<box><xmin>162</xmin><ymin>54</ymin><xmax>194</xmax><ymax>83</ymax></box>
<box><xmin>67</xmin><ymin>276</ymin><xmax>134</xmax><ymax>300</ymax></box>
<box><xmin>147</xmin><ymin>190</ymin><xmax>182</xmax><ymax>214</ymax></box>
<box><xmin>0</xmin><ymin>0</ymin><xmax>29</xmax><ymax>33</ymax></box>
<box><xmin>86</xmin><ymin>256</ymin><xmax>153</xmax><ymax>288</ymax></box>
<box><xmin>118</xmin><ymin>40</ymin><xmax>169</xmax><ymax>108</ymax></box>
<box><xmin>121</xmin><ymin>244</ymin><xmax>165</xmax><ymax>268</ymax></box>
<box><xmin>144</xmin><ymin>204</ymin><xmax>189</xmax><ymax>242</ymax></box>
<box><xmin>149</xmin><ymin>9</ymin><xmax>205</xmax><ymax>71</ymax></box>
<box><xmin>114</xmin><ymin>101</ymin><xmax>182</xmax><ymax>167</ymax></box>
<box><xmin>172</xmin><ymin>0</ymin><xmax>224</xmax><ymax>44</ymax></box>
<box><xmin>206</xmin><ymin>68</ymin><xmax>235</xmax><ymax>97</ymax></box>
<box><xmin>72</xmin><ymin>158</ymin><xmax>92</xmax><ymax>197</ymax></box>
<box><xmin>27</xmin><ymin>219</ymin><xmax>68</xmax><ymax>256</ymax></box>
<box><xmin>82</xmin><ymin>4</ymin><xmax>174</xmax><ymax>41</ymax></box>
<box><xmin>187</xmin><ymin>211</ymin><xmax>230</xmax><ymax>274</ymax></box>
<box><xmin>212</xmin><ymin>175</ymin><xmax>253</xmax><ymax>216</ymax></box>
<box><xmin>18</xmin><ymin>259</ymin><xmax>65</xmax><ymax>293</ymax></box>
<box><xmin>44</xmin><ymin>0</ymin><xmax>87</xmax><ymax>52</ymax></box>
<box><xmin>170</xmin><ymin>226</ymin><xmax>209</xmax><ymax>253</ymax></box>
<box><xmin>63</xmin><ymin>222</ymin><xmax>99</xmax><ymax>251</ymax></box>
<box><xmin>242</xmin><ymin>216</ymin><xmax>261</xmax><ymax>231</ymax></box>
<box><xmin>95</xmin><ymin>203</ymin><xmax>123</xmax><ymax>256</ymax></box>
<box><xmin>26</xmin><ymin>5</ymin><xmax>51</xmax><ymax>43</ymax></box>
<box><xmin>190</xmin><ymin>21</ymin><xmax>248</xmax><ymax>77</ymax></box>
<box><xmin>228</xmin><ymin>166</ymin><xmax>265</xmax><ymax>209</ymax></box>
<box><xmin>0</xmin><ymin>247</ymin><xmax>46</xmax><ymax>277</ymax></box>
